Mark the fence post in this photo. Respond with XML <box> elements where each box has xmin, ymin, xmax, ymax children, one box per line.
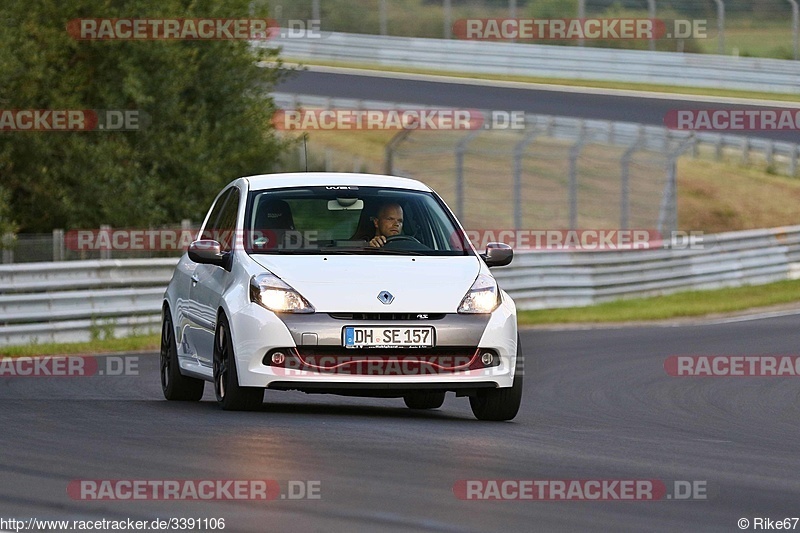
<box><xmin>647</xmin><ymin>0</ymin><xmax>656</xmax><ymax>51</ymax></box>
<box><xmin>455</xmin><ymin>129</ymin><xmax>482</xmax><ymax>220</ymax></box>
<box><xmin>311</xmin><ymin>0</ymin><xmax>320</xmax><ymax>25</ymax></box>
<box><xmin>52</xmin><ymin>229</ymin><xmax>65</xmax><ymax>261</ymax></box>
<box><xmin>269</xmin><ymin>2</ymin><xmax>283</xmax><ymax>24</ymax></box>
<box><xmin>741</xmin><ymin>137</ymin><xmax>750</xmax><ymax>165</ymax></box>
<box><xmin>1</xmin><ymin>233</ymin><xmax>13</xmax><ymax>264</ymax></box>
<box><xmin>766</xmin><ymin>141</ymin><xmax>775</xmax><ymax>169</ymax></box>
<box><xmin>790</xmin><ymin>144</ymin><xmax>798</xmax><ymax>176</ymax></box>
<box><xmin>657</xmin><ymin>135</ymin><xmax>695</xmax><ymax>235</ymax></box>
<box><xmin>568</xmin><ymin>122</ymin><xmax>587</xmax><ymax>230</ymax></box>
<box><xmin>298</xmin><ymin>143</ymin><xmax>306</xmax><ymax>169</ymax></box>
<box><xmin>99</xmin><ymin>225</ymin><xmax>112</xmax><ymax>260</ymax></box>
<box><xmin>443</xmin><ymin>0</ymin><xmax>452</xmax><ymax>39</ymax></box>
<box><xmin>181</xmin><ymin>218</ymin><xmax>193</xmax><ymax>237</ymax></box>
<box><xmin>577</xmin><ymin>0</ymin><xmax>586</xmax><ymax>47</ymax></box>
<box><xmin>512</xmin><ymin>125</ymin><xmax>540</xmax><ymax>231</ymax></box>
<box><xmin>713</xmin><ymin>0</ymin><xmax>725</xmax><ymax>54</ymax></box>
<box><xmin>385</xmin><ymin>127</ymin><xmax>415</xmax><ymax>174</ymax></box>
<box><xmin>620</xmin><ymin>126</ymin><xmax>645</xmax><ymax>230</ymax></box>
<box><xmin>509</xmin><ymin>0</ymin><xmax>517</xmax><ymax>42</ymax></box>
<box><xmin>379</xmin><ymin>0</ymin><xmax>388</xmax><ymax>36</ymax></box>
<box><xmin>789</xmin><ymin>0</ymin><xmax>799</xmax><ymax>60</ymax></box>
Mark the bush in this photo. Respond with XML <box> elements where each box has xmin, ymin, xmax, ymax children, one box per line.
<box><xmin>0</xmin><ymin>0</ymin><xmax>289</xmax><ymax>232</ymax></box>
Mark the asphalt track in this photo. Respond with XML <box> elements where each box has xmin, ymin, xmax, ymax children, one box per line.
<box><xmin>2</xmin><ymin>315</ymin><xmax>799</xmax><ymax>532</ymax></box>
<box><xmin>275</xmin><ymin>69</ymin><xmax>800</xmax><ymax>143</ymax></box>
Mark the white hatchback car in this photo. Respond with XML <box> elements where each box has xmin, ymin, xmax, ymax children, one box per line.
<box><xmin>161</xmin><ymin>173</ymin><xmax>522</xmax><ymax>420</ymax></box>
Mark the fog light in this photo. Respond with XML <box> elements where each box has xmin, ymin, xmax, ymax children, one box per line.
<box><xmin>271</xmin><ymin>351</ymin><xmax>286</xmax><ymax>365</ymax></box>
<box><xmin>480</xmin><ymin>352</ymin><xmax>494</xmax><ymax>366</ymax></box>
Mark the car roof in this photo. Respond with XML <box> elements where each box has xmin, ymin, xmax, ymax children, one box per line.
<box><xmin>241</xmin><ymin>172</ymin><xmax>432</xmax><ymax>192</ymax></box>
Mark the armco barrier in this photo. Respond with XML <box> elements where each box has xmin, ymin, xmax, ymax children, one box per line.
<box><xmin>495</xmin><ymin>226</ymin><xmax>800</xmax><ymax>309</ymax></box>
<box><xmin>265</xmin><ymin>31</ymin><xmax>800</xmax><ymax>94</ymax></box>
<box><xmin>1</xmin><ymin>227</ymin><xmax>800</xmax><ymax>345</ymax></box>
<box><xmin>0</xmin><ymin>259</ymin><xmax>177</xmax><ymax>345</ymax></box>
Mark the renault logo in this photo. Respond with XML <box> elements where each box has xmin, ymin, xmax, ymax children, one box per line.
<box><xmin>377</xmin><ymin>291</ymin><xmax>394</xmax><ymax>305</ymax></box>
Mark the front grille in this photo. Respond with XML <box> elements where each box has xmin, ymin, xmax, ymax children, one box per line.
<box><xmin>328</xmin><ymin>313</ymin><xmax>446</xmax><ymax>321</ymax></box>
<box><xmin>265</xmin><ymin>346</ymin><xmax>487</xmax><ymax>375</ymax></box>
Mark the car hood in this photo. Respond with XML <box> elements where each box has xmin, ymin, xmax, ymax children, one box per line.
<box><xmin>249</xmin><ymin>254</ymin><xmax>482</xmax><ymax>313</ymax></box>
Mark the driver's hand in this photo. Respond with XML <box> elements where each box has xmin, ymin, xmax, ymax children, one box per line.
<box><xmin>369</xmin><ymin>235</ymin><xmax>387</xmax><ymax>248</ymax></box>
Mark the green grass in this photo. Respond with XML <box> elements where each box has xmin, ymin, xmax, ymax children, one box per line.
<box><xmin>518</xmin><ymin>279</ymin><xmax>800</xmax><ymax>325</ymax></box>
<box><xmin>695</xmin><ymin>21</ymin><xmax>797</xmax><ymax>59</ymax></box>
<box><xmin>284</xmin><ymin>58</ymin><xmax>800</xmax><ymax>103</ymax></box>
<box><xmin>0</xmin><ymin>334</ymin><xmax>160</xmax><ymax>357</ymax></box>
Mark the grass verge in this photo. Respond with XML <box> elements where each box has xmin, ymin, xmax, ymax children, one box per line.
<box><xmin>518</xmin><ymin>279</ymin><xmax>800</xmax><ymax>325</ymax></box>
<box><xmin>0</xmin><ymin>334</ymin><xmax>160</xmax><ymax>357</ymax></box>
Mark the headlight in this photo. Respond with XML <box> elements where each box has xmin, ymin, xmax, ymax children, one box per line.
<box><xmin>457</xmin><ymin>273</ymin><xmax>500</xmax><ymax>314</ymax></box>
<box><xmin>250</xmin><ymin>273</ymin><xmax>315</xmax><ymax>314</ymax></box>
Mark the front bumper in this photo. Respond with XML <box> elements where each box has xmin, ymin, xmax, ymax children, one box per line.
<box><xmin>229</xmin><ymin>294</ymin><xmax>518</xmax><ymax>389</ymax></box>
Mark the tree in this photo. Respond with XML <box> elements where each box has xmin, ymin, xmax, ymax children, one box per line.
<box><xmin>0</xmin><ymin>0</ymin><xmax>288</xmax><ymax>232</ymax></box>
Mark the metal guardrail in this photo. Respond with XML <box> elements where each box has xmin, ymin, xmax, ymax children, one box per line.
<box><xmin>2</xmin><ymin>227</ymin><xmax>800</xmax><ymax>345</ymax></box>
<box><xmin>0</xmin><ymin>259</ymin><xmax>177</xmax><ymax>345</ymax></box>
<box><xmin>264</xmin><ymin>31</ymin><xmax>800</xmax><ymax>94</ymax></box>
<box><xmin>495</xmin><ymin>226</ymin><xmax>800</xmax><ymax>309</ymax></box>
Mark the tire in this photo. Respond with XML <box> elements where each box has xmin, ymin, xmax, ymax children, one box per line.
<box><xmin>160</xmin><ymin>308</ymin><xmax>204</xmax><ymax>401</ymax></box>
<box><xmin>214</xmin><ymin>314</ymin><xmax>264</xmax><ymax>411</ymax></box>
<box><xmin>469</xmin><ymin>335</ymin><xmax>524</xmax><ymax>421</ymax></box>
<box><xmin>403</xmin><ymin>391</ymin><xmax>446</xmax><ymax>410</ymax></box>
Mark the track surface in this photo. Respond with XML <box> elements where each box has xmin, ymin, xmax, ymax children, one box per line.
<box><xmin>2</xmin><ymin>316</ymin><xmax>799</xmax><ymax>531</ymax></box>
<box><xmin>275</xmin><ymin>70</ymin><xmax>800</xmax><ymax>143</ymax></box>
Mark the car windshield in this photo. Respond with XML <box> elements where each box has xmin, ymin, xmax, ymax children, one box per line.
<box><xmin>243</xmin><ymin>186</ymin><xmax>472</xmax><ymax>256</ymax></box>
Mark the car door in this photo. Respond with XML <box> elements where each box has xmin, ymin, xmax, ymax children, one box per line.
<box><xmin>182</xmin><ymin>187</ymin><xmax>238</xmax><ymax>366</ymax></box>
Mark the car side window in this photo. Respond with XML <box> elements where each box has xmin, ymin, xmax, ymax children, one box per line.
<box><xmin>200</xmin><ymin>187</ymin><xmax>239</xmax><ymax>252</ymax></box>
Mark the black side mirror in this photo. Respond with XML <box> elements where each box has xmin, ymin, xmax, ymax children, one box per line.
<box><xmin>188</xmin><ymin>240</ymin><xmax>230</xmax><ymax>269</ymax></box>
<box><xmin>480</xmin><ymin>242</ymin><xmax>513</xmax><ymax>267</ymax></box>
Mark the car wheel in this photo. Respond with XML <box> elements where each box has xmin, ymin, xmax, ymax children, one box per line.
<box><xmin>403</xmin><ymin>391</ymin><xmax>446</xmax><ymax>410</ymax></box>
<box><xmin>469</xmin><ymin>335</ymin><xmax>523</xmax><ymax>421</ymax></box>
<box><xmin>160</xmin><ymin>308</ymin><xmax>204</xmax><ymax>401</ymax></box>
<box><xmin>214</xmin><ymin>314</ymin><xmax>263</xmax><ymax>411</ymax></box>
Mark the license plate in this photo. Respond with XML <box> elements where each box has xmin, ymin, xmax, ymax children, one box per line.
<box><xmin>344</xmin><ymin>326</ymin><xmax>434</xmax><ymax>348</ymax></box>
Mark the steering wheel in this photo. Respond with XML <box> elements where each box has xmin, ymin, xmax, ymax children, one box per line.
<box><xmin>384</xmin><ymin>235</ymin><xmax>420</xmax><ymax>244</ymax></box>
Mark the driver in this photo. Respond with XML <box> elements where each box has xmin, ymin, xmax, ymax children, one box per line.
<box><xmin>368</xmin><ymin>203</ymin><xmax>403</xmax><ymax>248</ymax></box>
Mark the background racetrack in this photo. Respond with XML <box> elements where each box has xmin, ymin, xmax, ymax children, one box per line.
<box><xmin>276</xmin><ymin>69</ymin><xmax>800</xmax><ymax>143</ymax></box>
<box><xmin>2</xmin><ymin>316</ymin><xmax>799</xmax><ymax>532</ymax></box>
